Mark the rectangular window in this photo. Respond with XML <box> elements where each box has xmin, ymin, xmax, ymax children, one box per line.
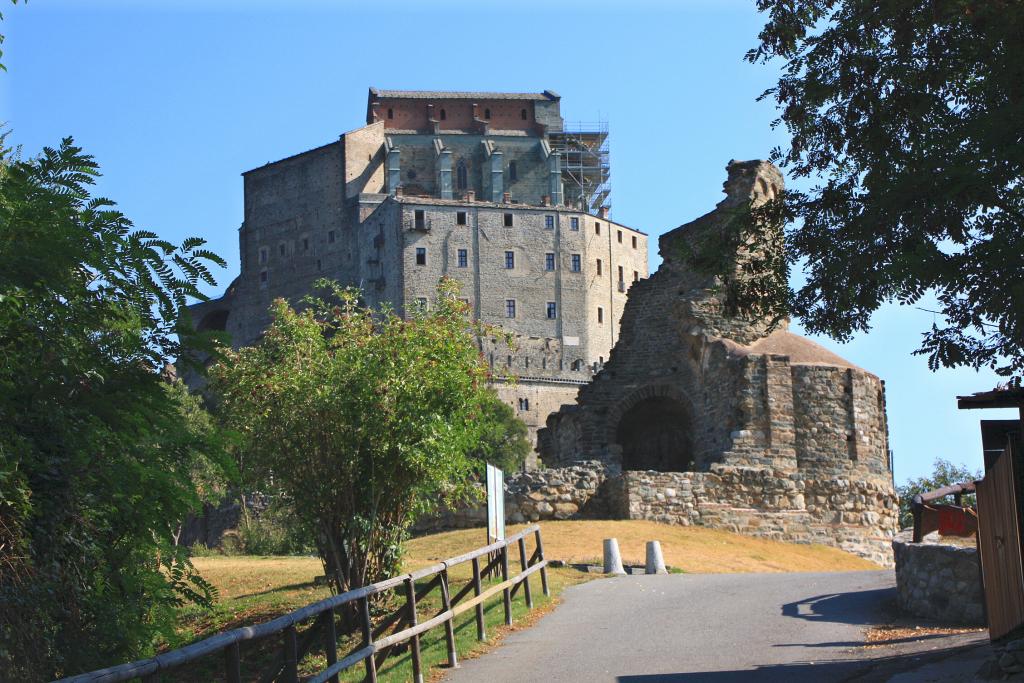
<box><xmin>632</xmin><ymin>235</ymin><xmax>638</xmax><ymax>249</ymax></box>
<box><xmin>259</xmin><ymin>247</ymin><xmax>268</xmax><ymax>265</ymax></box>
<box><xmin>317</xmin><ymin>259</ymin><xmax>322</xmax><ymax>271</ymax></box>
<box><xmin>279</xmin><ymin>243</ymin><xmax>286</xmax><ymax>256</ymax></box>
<box><xmin>570</xmin><ymin>217</ymin><xmax>579</xmax><ymax>231</ymax></box>
<box><xmin>545</xmin><ymin>215</ymin><xmax>555</xmax><ymax>229</ymax></box>
<box><xmin>597</xmin><ymin>306</ymin><xmax>604</xmax><ymax>324</ymax></box>
<box><xmin>618</xmin><ymin>265</ymin><xmax>624</xmax><ymax>282</ymax></box>
<box><xmin>545</xmin><ymin>253</ymin><xmax>555</xmax><ymax>271</ymax></box>
<box><xmin>503</xmin><ymin>213</ymin><xmax>514</xmax><ymax>227</ymax></box>
<box><xmin>457</xmin><ymin>249</ymin><xmax>468</xmax><ymax>268</ymax></box>
<box><xmin>617</xmin><ymin>230</ymin><xmax>623</xmax><ymax>243</ymax></box>
<box><xmin>546</xmin><ymin>302</ymin><xmax>557</xmax><ymax>319</ymax></box>
<box><xmin>457</xmin><ymin>211</ymin><xmax>467</xmax><ymax>226</ymax></box>
<box><xmin>596</xmin><ymin>259</ymin><xmax>603</xmax><ymax>276</ymax></box>
<box><xmin>506</xmin><ymin>299</ymin><xmax>516</xmax><ymax>318</ymax></box>
<box><xmin>505</xmin><ymin>251</ymin><xmax>515</xmax><ymax>269</ymax></box>
<box><xmin>633</xmin><ymin>270</ymin><xmax>639</xmax><ymax>282</ymax></box>
<box><xmin>518</xmin><ymin>398</ymin><xmax>530</xmax><ymax>411</ymax></box>
<box><xmin>328</xmin><ymin>230</ymin><xmax>336</xmax><ymax>244</ymax></box>
<box><xmin>595</xmin><ymin>222</ymin><xmax>601</xmax><ymax>235</ymax></box>
<box><xmin>416</xmin><ymin>247</ymin><xmax>426</xmax><ymax>265</ymax></box>
<box><xmin>302</xmin><ymin>237</ymin><xmax>309</xmax><ymax>252</ymax></box>
<box><xmin>259</xmin><ymin>270</ymin><xmax>268</xmax><ymax>284</ymax></box>
<box><xmin>414</xmin><ymin>209</ymin><xmax>425</xmax><ymax>230</ymax></box>
<box><xmin>571</xmin><ymin>254</ymin><xmax>581</xmax><ymax>272</ymax></box>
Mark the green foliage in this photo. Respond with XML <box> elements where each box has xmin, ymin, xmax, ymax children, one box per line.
<box><xmin>222</xmin><ymin>502</ymin><xmax>317</xmax><ymax>557</ymax></box>
<box><xmin>471</xmin><ymin>390</ymin><xmax>531</xmax><ymax>474</ymax></box>
<box><xmin>896</xmin><ymin>458</ymin><xmax>982</xmax><ymax>529</ymax></box>
<box><xmin>0</xmin><ymin>1</ymin><xmax>24</xmax><ymax>73</ymax></box>
<box><xmin>742</xmin><ymin>0</ymin><xmax>1024</xmax><ymax>382</ymax></box>
<box><xmin>0</xmin><ymin>137</ymin><xmax>230</xmax><ymax>678</ymax></box>
<box><xmin>211</xmin><ymin>280</ymin><xmax>494</xmax><ymax>593</ymax></box>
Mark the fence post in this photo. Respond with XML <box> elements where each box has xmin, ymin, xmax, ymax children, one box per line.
<box><xmin>501</xmin><ymin>543</ymin><xmax>513</xmax><ymax>626</ymax></box>
<box><xmin>535</xmin><ymin>528</ymin><xmax>550</xmax><ymax>597</ymax></box>
<box><xmin>440</xmin><ymin>568</ymin><xmax>459</xmax><ymax>669</ymax></box>
<box><xmin>282</xmin><ymin>625</ymin><xmax>299</xmax><ymax>683</ymax></box>
<box><xmin>518</xmin><ymin>536</ymin><xmax>533</xmax><ymax>609</ymax></box>
<box><xmin>405</xmin><ymin>577</ymin><xmax>424</xmax><ymax>683</ymax></box>
<box><xmin>472</xmin><ymin>556</ymin><xmax>486</xmax><ymax>641</ymax></box>
<box><xmin>361</xmin><ymin>597</ymin><xmax>378</xmax><ymax>683</ymax></box>
<box><xmin>323</xmin><ymin>607</ymin><xmax>339</xmax><ymax>683</ymax></box>
<box><xmin>224</xmin><ymin>641</ymin><xmax>241</xmax><ymax>683</ymax></box>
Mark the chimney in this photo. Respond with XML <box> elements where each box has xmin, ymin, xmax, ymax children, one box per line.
<box><xmin>395</xmin><ymin>185</ymin><xmax>404</xmax><ymax>197</ymax></box>
<box><xmin>542</xmin><ymin>195</ymin><xmax>551</xmax><ymax>207</ymax></box>
<box><xmin>466</xmin><ymin>190</ymin><xmax>475</xmax><ymax>203</ymax></box>
<box><xmin>502</xmin><ymin>192</ymin><xmax>511</xmax><ymax>204</ymax></box>
<box><xmin>599</xmin><ymin>206</ymin><xmax>610</xmax><ymax>219</ymax></box>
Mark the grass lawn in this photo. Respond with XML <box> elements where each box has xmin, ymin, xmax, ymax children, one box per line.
<box><xmin>172</xmin><ymin>520</ymin><xmax>880</xmax><ymax>681</ymax></box>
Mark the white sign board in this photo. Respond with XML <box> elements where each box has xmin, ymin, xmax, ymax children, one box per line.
<box><xmin>486</xmin><ymin>463</ymin><xmax>505</xmax><ymax>542</ymax></box>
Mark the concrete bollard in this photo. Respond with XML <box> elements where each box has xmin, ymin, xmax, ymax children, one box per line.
<box><xmin>645</xmin><ymin>541</ymin><xmax>668</xmax><ymax>575</ymax></box>
<box><xmin>603</xmin><ymin>538</ymin><xmax>627</xmax><ymax>575</ymax></box>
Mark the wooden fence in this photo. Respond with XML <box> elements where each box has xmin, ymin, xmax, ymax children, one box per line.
<box><xmin>57</xmin><ymin>525</ymin><xmax>549</xmax><ymax>683</ymax></box>
<box><xmin>976</xmin><ymin>439</ymin><xmax>1024</xmax><ymax>640</ymax></box>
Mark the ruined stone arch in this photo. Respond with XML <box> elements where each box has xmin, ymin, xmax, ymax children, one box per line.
<box><xmin>607</xmin><ymin>385</ymin><xmax>697</xmax><ymax>473</ymax></box>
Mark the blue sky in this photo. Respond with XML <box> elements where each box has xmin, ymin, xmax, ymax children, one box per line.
<box><xmin>3</xmin><ymin>1</ymin><xmax>1013</xmax><ymax>484</ymax></box>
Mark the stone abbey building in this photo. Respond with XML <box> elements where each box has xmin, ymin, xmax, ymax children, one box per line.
<box><xmin>190</xmin><ymin>89</ymin><xmax>649</xmax><ymax>456</ymax></box>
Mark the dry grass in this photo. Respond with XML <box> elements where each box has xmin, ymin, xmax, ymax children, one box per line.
<box><xmin>406</xmin><ymin>520</ymin><xmax>881</xmax><ymax>574</ymax></box>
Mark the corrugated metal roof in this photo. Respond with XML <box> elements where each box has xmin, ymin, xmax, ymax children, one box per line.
<box><xmin>369</xmin><ymin>87</ymin><xmax>559</xmax><ymax>101</ymax></box>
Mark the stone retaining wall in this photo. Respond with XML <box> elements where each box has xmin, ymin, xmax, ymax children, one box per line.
<box><xmin>625</xmin><ymin>466</ymin><xmax>899</xmax><ymax>567</ymax></box>
<box><xmin>416</xmin><ymin>461</ymin><xmax>898</xmax><ymax>567</ymax></box>
<box><xmin>892</xmin><ymin>531</ymin><xmax>984</xmax><ymax>625</ymax></box>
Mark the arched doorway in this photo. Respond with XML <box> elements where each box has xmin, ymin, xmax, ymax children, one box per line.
<box><xmin>615</xmin><ymin>397</ymin><xmax>694</xmax><ymax>472</ymax></box>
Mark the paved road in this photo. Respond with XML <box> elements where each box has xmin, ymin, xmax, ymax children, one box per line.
<box><xmin>444</xmin><ymin>570</ymin><xmax>899</xmax><ymax>682</ymax></box>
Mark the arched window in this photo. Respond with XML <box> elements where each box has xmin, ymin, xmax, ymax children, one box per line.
<box><xmin>509</xmin><ymin>161</ymin><xmax>517</xmax><ymax>181</ymax></box>
<box><xmin>456</xmin><ymin>160</ymin><xmax>468</xmax><ymax>190</ymax></box>
<box><xmin>440</xmin><ymin>108</ymin><xmax>446</xmax><ymax>121</ymax></box>
<box><xmin>484</xmin><ymin>108</ymin><xmax>491</xmax><ymax>120</ymax></box>
<box><xmin>387</xmin><ymin>108</ymin><xmax>394</xmax><ymax>119</ymax></box>
<box><xmin>521</xmin><ymin>108</ymin><xmax>527</xmax><ymax>120</ymax></box>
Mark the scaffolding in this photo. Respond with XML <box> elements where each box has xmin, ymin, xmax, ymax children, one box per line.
<box><xmin>549</xmin><ymin>120</ymin><xmax>610</xmax><ymax>215</ymax></box>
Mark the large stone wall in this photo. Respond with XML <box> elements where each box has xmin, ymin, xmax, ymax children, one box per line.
<box><xmin>625</xmin><ymin>467</ymin><xmax>899</xmax><ymax>566</ymax></box>
<box><xmin>893</xmin><ymin>532</ymin><xmax>984</xmax><ymax>624</ymax></box>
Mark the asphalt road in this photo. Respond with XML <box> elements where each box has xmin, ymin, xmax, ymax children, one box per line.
<box><xmin>443</xmin><ymin>570</ymin><xmax>898</xmax><ymax>682</ymax></box>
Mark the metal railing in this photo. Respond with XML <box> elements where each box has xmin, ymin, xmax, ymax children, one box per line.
<box><xmin>58</xmin><ymin>525</ymin><xmax>549</xmax><ymax>683</ymax></box>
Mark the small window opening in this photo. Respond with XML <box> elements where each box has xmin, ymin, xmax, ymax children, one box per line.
<box><xmin>440</xmin><ymin>108</ymin><xmax>447</xmax><ymax>121</ymax></box>
<box><xmin>317</xmin><ymin>259</ymin><xmax>322</xmax><ymax>271</ymax></box>
<box><xmin>596</xmin><ymin>259</ymin><xmax>603</xmax><ymax>276</ymax></box>
<box><xmin>509</xmin><ymin>161</ymin><xmax>518</xmax><ymax>181</ymax></box>
<box><xmin>545</xmin><ymin>215</ymin><xmax>554</xmax><ymax>229</ymax></box>
<box><xmin>302</xmin><ymin>237</ymin><xmax>309</xmax><ymax>252</ymax></box>
<box><xmin>258</xmin><ymin>247</ymin><xmax>268</xmax><ymax>265</ymax></box>
<box><xmin>484</xmin><ymin>108</ymin><xmax>491</xmax><ymax>120</ymax></box>
<box><xmin>617</xmin><ymin>230</ymin><xmax>623</xmax><ymax>243</ymax></box>
<box><xmin>279</xmin><ymin>243</ymin><xmax>286</xmax><ymax>256</ymax></box>
<box><xmin>546</xmin><ymin>302</ymin><xmax>557</xmax><ymax>319</ymax></box>
<box><xmin>545</xmin><ymin>253</ymin><xmax>555</xmax><ymax>271</ymax></box>
<box><xmin>618</xmin><ymin>265</ymin><xmax>624</xmax><ymax>282</ymax></box>
<box><xmin>387</xmin><ymin>108</ymin><xmax>394</xmax><ymax>119</ymax></box>
<box><xmin>414</xmin><ymin>209</ymin><xmax>425</xmax><ymax>230</ymax></box>
<box><xmin>457</xmin><ymin>211</ymin><xmax>467</xmax><ymax>225</ymax></box>
<box><xmin>457</xmin><ymin>249</ymin><xmax>468</xmax><ymax>268</ymax></box>
<box><xmin>571</xmin><ymin>254</ymin><xmax>581</xmax><ymax>272</ymax></box>
<box><xmin>456</xmin><ymin>161</ymin><xmax>467</xmax><ymax>190</ymax></box>
<box><xmin>505</xmin><ymin>251</ymin><xmax>515</xmax><ymax>269</ymax></box>
<box><xmin>259</xmin><ymin>269</ymin><xmax>268</xmax><ymax>285</ymax></box>
<box><xmin>416</xmin><ymin>247</ymin><xmax>426</xmax><ymax>265</ymax></box>
<box><xmin>597</xmin><ymin>306</ymin><xmax>604</xmax><ymax>324</ymax></box>
<box><xmin>632</xmin><ymin>235</ymin><xmax>638</xmax><ymax>249</ymax></box>
<box><xmin>633</xmin><ymin>270</ymin><xmax>639</xmax><ymax>282</ymax></box>
<box><xmin>328</xmin><ymin>230</ymin><xmax>336</xmax><ymax>244</ymax></box>
<box><xmin>518</xmin><ymin>398</ymin><xmax>530</xmax><ymax>411</ymax></box>
<box><xmin>506</xmin><ymin>299</ymin><xmax>516</xmax><ymax>318</ymax></box>
<box><xmin>521</xmin><ymin>108</ymin><xmax>527</xmax><ymax>120</ymax></box>
<box><xmin>503</xmin><ymin>213</ymin><xmax>514</xmax><ymax>227</ymax></box>
<box><xmin>570</xmin><ymin>217</ymin><xmax>579</xmax><ymax>231</ymax></box>
<box><xmin>595</xmin><ymin>222</ymin><xmax>601</xmax><ymax>235</ymax></box>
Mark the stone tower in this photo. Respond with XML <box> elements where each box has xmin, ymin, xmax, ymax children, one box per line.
<box><xmin>538</xmin><ymin>160</ymin><xmax>899</xmax><ymax>564</ymax></box>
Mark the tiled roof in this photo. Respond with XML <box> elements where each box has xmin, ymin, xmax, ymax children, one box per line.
<box><xmin>369</xmin><ymin>88</ymin><xmax>559</xmax><ymax>101</ymax></box>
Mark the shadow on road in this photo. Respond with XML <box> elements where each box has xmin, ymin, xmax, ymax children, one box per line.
<box><xmin>616</xmin><ymin>640</ymin><xmax>986</xmax><ymax>683</ymax></box>
<box><xmin>781</xmin><ymin>587</ymin><xmax>895</xmax><ymax>626</ymax></box>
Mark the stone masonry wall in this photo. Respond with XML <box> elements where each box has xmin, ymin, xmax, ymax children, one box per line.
<box><xmin>892</xmin><ymin>532</ymin><xmax>984</xmax><ymax>624</ymax></box>
<box><xmin>624</xmin><ymin>466</ymin><xmax>899</xmax><ymax>566</ymax></box>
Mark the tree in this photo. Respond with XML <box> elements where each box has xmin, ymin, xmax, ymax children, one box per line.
<box><xmin>0</xmin><ymin>137</ymin><xmax>230</xmax><ymax>678</ymax></box>
<box><xmin>470</xmin><ymin>390</ymin><xmax>531</xmax><ymax>474</ymax></box>
<box><xmin>896</xmin><ymin>458</ymin><xmax>982</xmax><ymax>529</ymax></box>
<box><xmin>744</xmin><ymin>0</ymin><xmax>1024</xmax><ymax>383</ymax></box>
<box><xmin>211</xmin><ymin>280</ymin><xmax>493</xmax><ymax>594</ymax></box>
